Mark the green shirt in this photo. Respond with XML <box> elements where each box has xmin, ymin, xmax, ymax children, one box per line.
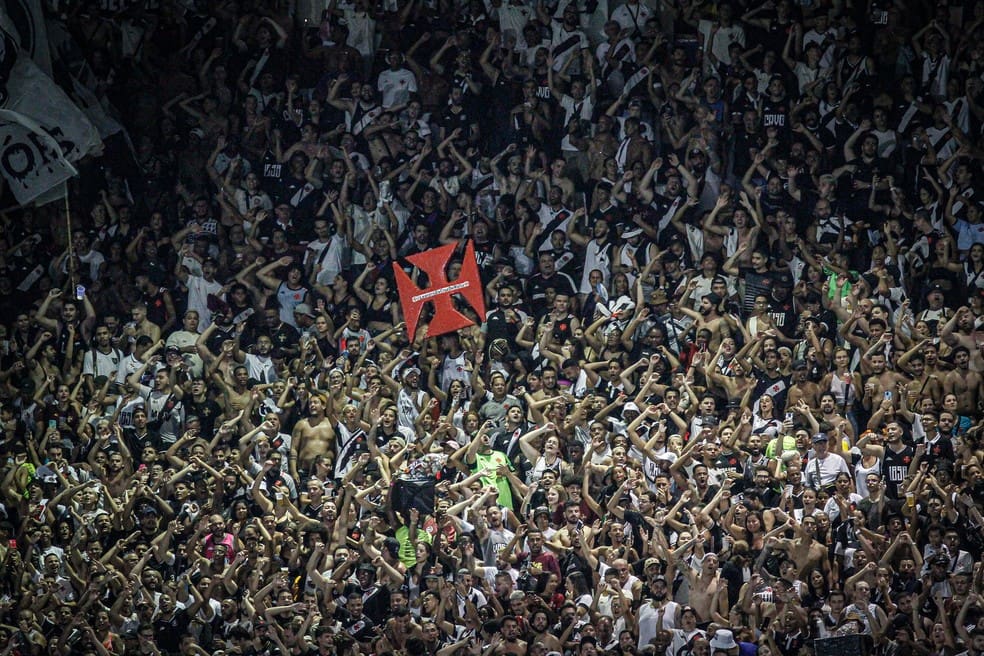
<box><xmin>473</xmin><ymin>449</ymin><xmax>515</xmax><ymax>510</ymax></box>
<box><xmin>395</xmin><ymin>523</ymin><xmax>431</xmax><ymax>568</ymax></box>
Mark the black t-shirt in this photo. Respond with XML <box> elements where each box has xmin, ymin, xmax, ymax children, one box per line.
<box><xmin>881</xmin><ymin>443</ymin><xmax>914</xmax><ymax>498</ymax></box>
<box><xmin>526</xmin><ymin>272</ymin><xmax>577</xmax><ymax>302</ymax></box>
<box><xmin>753</xmin><ymin>371</ymin><xmax>791</xmax><ymax>412</ymax></box>
<box><xmin>184</xmin><ymin>396</ymin><xmax>223</xmax><ymax>437</ymax></box>
<box><xmin>332</xmin><ymin>606</ymin><xmax>377</xmax><ymax>642</ymax></box>
<box><xmin>153</xmin><ymin>608</ymin><xmax>191</xmax><ymax>653</ymax></box>
<box><xmin>767</xmin><ymin>295</ymin><xmax>797</xmax><ymax>337</ymax></box>
<box><xmin>761</xmin><ymin>95</ymin><xmax>790</xmax><ymax>134</ymax></box>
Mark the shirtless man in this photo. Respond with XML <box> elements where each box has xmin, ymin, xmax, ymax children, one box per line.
<box><xmin>817</xmin><ymin>392</ymin><xmax>855</xmax><ymax>441</ymax></box>
<box><xmin>861</xmin><ymin>352</ymin><xmax>907</xmax><ymax>412</ymax></box>
<box><xmin>573</xmin><ymin>113</ymin><xmax>618</xmax><ymax>183</ymax></box>
<box><xmin>780</xmin><ymin>516</ymin><xmax>831</xmax><ymax>582</ymax></box>
<box><xmin>529</xmin><ymin>155</ymin><xmax>576</xmax><ymax>205</ymax></box>
<box><xmin>679</xmin><ymin>551</ymin><xmax>726</xmax><ymax>622</ymax></box>
<box><xmin>678</xmin><ymin>286</ymin><xmax>735</xmax><ymax>352</ymax></box>
<box><xmin>943</xmin><ymin>346</ymin><xmax>984</xmax><ymax>416</ymax></box>
<box><xmin>291</xmin><ymin>393</ymin><xmax>335</xmax><ymax>480</ymax></box>
<box><xmin>491</xmin><ymin>145</ymin><xmax>525</xmax><ymax>198</ymax></box>
<box><xmin>899</xmin><ymin>353</ymin><xmax>943</xmax><ymax>409</ymax></box>
<box><xmin>941</xmin><ymin>306</ymin><xmax>984</xmax><ymax>372</ymax></box>
<box><xmin>785</xmin><ymin>360</ymin><xmax>820</xmax><ymax>411</ymax></box>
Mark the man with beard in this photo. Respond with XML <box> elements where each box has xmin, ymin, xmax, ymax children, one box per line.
<box><xmin>326</xmin><ymin>75</ymin><xmax>382</xmax><ymax>139</ymax></box>
<box><xmin>290</xmin><ymin>393</ymin><xmax>335</xmax><ymax>481</ymax></box>
<box><xmin>860</xmin><ymin>348</ymin><xmax>908</xmax><ymax>415</ymax></box>
<box><xmin>943</xmin><ymin>346</ymin><xmax>983</xmax><ymax>416</ymax></box>
<box><xmin>747</xmin><ymin>467</ymin><xmax>781</xmax><ymax>507</ymax></box>
<box><xmin>484</xmin><ymin>285</ymin><xmax>528</xmax><ymax>348</ymax></box>
<box><xmin>568</xmin><ymin>210</ymin><xmax>616</xmax><ymax>300</ymax></box>
<box><xmin>742</xmin><ymin>434</ymin><xmax>770</xmax><ymax>483</ymax></box>
<box><xmin>636</xmin><ymin>576</ymin><xmax>680</xmax><ymax>650</ymax></box>
<box><xmin>941</xmin><ymin>306</ymin><xmax>984</xmax><ymax>369</ymax></box>
<box><xmin>511</xmin><ymin>527</ymin><xmax>561</xmax><ymax>579</ymax></box>
<box><xmin>530</xmin><ymin>367</ymin><xmax>560</xmax><ymax>404</ymax></box>
<box><xmin>325</xmin><ymin>592</ymin><xmax>377</xmax><ymax>645</ymax></box>
<box><xmin>816</xmin><ymin>392</ymin><xmax>853</xmax><ymax>441</ymax></box>
<box><xmin>677</xmin><ymin>287</ymin><xmax>735</xmax><ymax>352</ymax></box>
<box><xmin>899</xmin><ymin>352</ymin><xmax>943</xmax><ymax>409</ymax></box>
<box><xmin>528</xmin><ymin>610</ymin><xmax>563</xmax><ymax>652</ymax></box>
<box><xmin>477</xmin><ymin>505</ymin><xmax>516</xmax><ymax>565</ymax></box>
<box><xmin>492</xmin><ymin>615</ymin><xmax>527</xmax><ymax>656</ymax></box>
<box><xmin>331</xmin><ymin>404</ymin><xmax>368</xmax><ymax>481</ymax></box>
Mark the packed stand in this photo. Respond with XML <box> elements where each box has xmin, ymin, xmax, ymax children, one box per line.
<box><xmin>2</xmin><ymin>0</ymin><xmax>984</xmax><ymax>655</ymax></box>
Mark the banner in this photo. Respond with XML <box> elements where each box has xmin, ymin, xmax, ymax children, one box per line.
<box><xmin>0</xmin><ymin>0</ymin><xmax>50</xmax><ymax>75</ymax></box>
<box><xmin>0</xmin><ymin>108</ymin><xmax>76</xmax><ymax>204</ymax></box>
<box><xmin>393</xmin><ymin>241</ymin><xmax>486</xmax><ymax>339</ymax></box>
<box><xmin>0</xmin><ymin>18</ymin><xmax>101</xmax><ymax>204</ymax></box>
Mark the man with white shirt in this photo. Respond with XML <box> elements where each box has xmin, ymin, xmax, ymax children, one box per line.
<box><xmin>596</xmin><ymin>21</ymin><xmax>636</xmax><ymax>95</ymax></box>
<box><xmin>83</xmin><ymin>323</ymin><xmax>124</xmax><ymax>397</ymax></box>
<box><xmin>494</xmin><ymin>0</ymin><xmax>534</xmax><ymax>40</ymax></box>
<box><xmin>805</xmin><ymin>433</ymin><xmax>851</xmax><ymax>490</ymax></box>
<box><xmin>540</xmin><ymin>5</ymin><xmax>589</xmax><ymax>74</ymax></box>
<box><xmin>234</xmin><ymin>333</ymin><xmax>278</xmax><ymax>384</ymax></box>
<box><xmin>803</xmin><ymin>13</ymin><xmax>838</xmax><ymax>68</ymax></box>
<box><xmin>611</xmin><ymin>0</ymin><xmax>651</xmax><ymax>35</ymax></box>
<box><xmin>175</xmin><ymin>251</ymin><xmax>225</xmax><ymax>328</ymax></box>
<box><xmin>691</xmin><ymin>3</ymin><xmax>745</xmax><ymax>69</ymax></box>
<box><xmin>376</xmin><ymin>51</ymin><xmax>417</xmax><ymax>108</ymax></box>
<box><xmin>305</xmin><ymin>215</ymin><xmax>348</xmax><ymax>286</ymax></box>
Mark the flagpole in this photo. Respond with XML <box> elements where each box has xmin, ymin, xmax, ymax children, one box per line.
<box><xmin>64</xmin><ymin>191</ymin><xmax>76</xmax><ymax>291</ymax></box>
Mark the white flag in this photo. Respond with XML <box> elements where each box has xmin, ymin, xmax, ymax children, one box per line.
<box><xmin>0</xmin><ymin>108</ymin><xmax>76</xmax><ymax>204</ymax></box>
<box><xmin>0</xmin><ymin>25</ymin><xmax>101</xmax><ymax>204</ymax></box>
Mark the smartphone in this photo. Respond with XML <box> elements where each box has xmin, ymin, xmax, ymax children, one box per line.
<box><xmin>883</xmin><ymin>390</ymin><xmax>892</xmax><ymax>401</ymax></box>
<box><xmin>7</xmin><ymin>539</ymin><xmax>16</xmax><ymax>549</ymax></box>
<box><xmin>785</xmin><ymin>412</ymin><xmax>794</xmax><ymax>422</ymax></box>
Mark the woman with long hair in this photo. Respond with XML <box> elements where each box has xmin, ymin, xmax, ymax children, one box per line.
<box><xmin>819</xmin><ymin>348</ymin><xmax>863</xmax><ymax>433</ymax></box>
<box><xmin>354</xmin><ymin>263</ymin><xmax>401</xmax><ymax>334</ymax></box>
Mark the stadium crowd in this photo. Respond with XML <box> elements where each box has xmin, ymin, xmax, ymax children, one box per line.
<box><xmin>2</xmin><ymin>0</ymin><xmax>984</xmax><ymax>655</ymax></box>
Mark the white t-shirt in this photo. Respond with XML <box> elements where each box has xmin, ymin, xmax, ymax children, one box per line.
<box><xmin>82</xmin><ymin>347</ymin><xmax>123</xmax><ymax>381</ymax></box>
<box><xmin>186</xmin><ymin>274</ymin><xmax>224</xmax><ymax>328</ymax></box>
<box><xmin>377</xmin><ymin>67</ymin><xmax>418</xmax><ymax>108</ymax></box>
<box><xmin>611</xmin><ymin>1</ymin><xmax>651</xmax><ymax>33</ymax></box>
<box><xmin>698</xmin><ymin>20</ymin><xmax>745</xmax><ymax>66</ymax></box>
